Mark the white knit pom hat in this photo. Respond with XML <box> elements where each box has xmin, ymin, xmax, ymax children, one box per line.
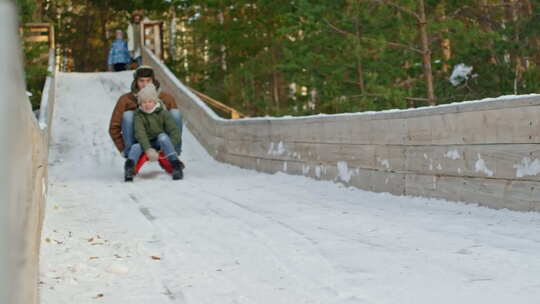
<box><xmin>137</xmin><ymin>83</ymin><xmax>158</xmax><ymax>104</ymax></box>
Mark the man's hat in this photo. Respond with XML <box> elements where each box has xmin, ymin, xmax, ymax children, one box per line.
<box><xmin>132</xmin><ymin>10</ymin><xmax>144</xmax><ymax>17</ymax></box>
<box><xmin>133</xmin><ymin>65</ymin><xmax>155</xmax><ymax>80</ymax></box>
<box><xmin>131</xmin><ymin>65</ymin><xmax>161</xmax><ymax>94</ymax></box>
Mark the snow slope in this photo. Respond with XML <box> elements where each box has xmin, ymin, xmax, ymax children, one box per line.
<box><xmin>40</xmin><ymin>71</ymin><xmax>540</xmax><ymax>304</ymax></box>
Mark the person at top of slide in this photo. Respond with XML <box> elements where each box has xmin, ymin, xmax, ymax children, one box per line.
<box><xmin>108</xmin><ymin>65</ymin><xmax>184</xmax><ymax>180</ymax></box>
<box><xmin>127</xmin><ymin>10</ymin><xmax>145</xmax><ymax>67</ymax></box>
<box><xmin>107</xmin><ymin>29</ymin><xmax>131</xmax><ymax>72</ymax></box>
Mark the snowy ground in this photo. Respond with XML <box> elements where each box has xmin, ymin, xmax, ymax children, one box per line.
<box><xmin>40</xmin><ymin>71</ymin><xmax>540</xmax><ymax>304</ymax></box>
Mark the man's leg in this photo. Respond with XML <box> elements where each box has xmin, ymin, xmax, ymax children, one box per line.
<box><xmin>127</xmin><ymin>143</ymin><xmax>143</xmax><ymax>163</ymax></box>
<box><xmin>121</xmin><ymin>111</ymin><xmax>135</xmax><ymax>157</ymax></box>
<box><xmin>168</xmin><ymin>109</ymin><xmax>183</xmax><ymax>155</ymax></box>
<box><xmin>124</xmin><ymin>143</ymin><xmax>143</xmax><ymax>182</ymax></box>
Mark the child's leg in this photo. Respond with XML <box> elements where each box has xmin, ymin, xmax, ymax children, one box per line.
<box><xmin>154</xmin><ymin>133</ymin><xmax>178</xmax><ymax>160</ymax></box>
<box><xmin>154</xmin><ymin>133</ymin><xmax>183</xmax><ymax>180</ymax></box>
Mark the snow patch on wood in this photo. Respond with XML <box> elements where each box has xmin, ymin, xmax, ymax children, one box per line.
<box><xmin>475</xmin><ymin>154</ymin><xmax>494</xmax><ymax>177</ymax></box>
<box><xmin>445</xmin><ymin>149</ymin><xmax>461</xmax><ymax>160</ymax></box>
<box><xmin>337</xmin><ymin>161</ymin><xmax>352</xmax><ymax>183</ymax></box>
<box><xmin>378</xmin><ymin>158</ymin><xmax>390</xmax><ymax>169</ymax></box>
<box><xmin>513</xmin><ymin>157</ymin><xmax>540</xmax><ymax>178</ymax></box>
<box><xmin>268</xmin><ymin>141</ymin><xmax>286</xmax><ymax>156</ymax></box>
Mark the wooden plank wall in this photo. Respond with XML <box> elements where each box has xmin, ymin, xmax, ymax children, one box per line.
<box><xmin>144</xmin><ymin>47</ymin><xmax>540</xmax><ymax>211</ymax></box>
<box><xmin>0</xmin><ymin>3</ymin><xmax>56</xmax><ymax>303</ymax></box>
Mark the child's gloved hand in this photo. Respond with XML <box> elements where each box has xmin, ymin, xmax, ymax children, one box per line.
<box><xmin>145</xmin><ymin>148</ymin><xmax>159</xmax><ymax>162</ymax></box>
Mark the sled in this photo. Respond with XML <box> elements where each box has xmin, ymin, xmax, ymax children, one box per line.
<box><xmin>134</xmin><ymin>152</ymin><xmax>173</xmax><ymax>175</ymax></box>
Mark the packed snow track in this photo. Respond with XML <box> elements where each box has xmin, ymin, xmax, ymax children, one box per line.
<box><xmin>40</xmin><ymin>71</ymin><xmax>540</xmax><ymax>304</ymax></box>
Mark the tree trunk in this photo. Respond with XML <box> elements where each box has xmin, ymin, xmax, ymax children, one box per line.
<box><xmin>273</xmin><ymin>70</ymin><xmax>280</xmax><ymax>112</ymax></box>
<box><xmin>417</xmin><ymin>0</ymin><xmax>436</xmax><ymax>105</ymax></box>
<box><xmin>479</xmin><ymin>0</ymin><xmax>498</xmax><ymax>64</ymax></box>
<box><xmin>218</xmin><ymin>10</ymin><xmax>227</xmax><ymax>72</ymax></box>
<box><xmin>79</xmin><ymin>0</ymin><xmax>92</xmax><ymax>71</ymax></box>
<box><xmin>436</xmin><ymin>2</ymin><xmax>451</xmax><ymax>73</ymax></box>
<box><xmin>356</xmin><ymin>60</ymin><xmax>366</xmax><ymax>94</ymax></box>
<box><xmin>101</xmin><ymin>5</ymin><xmax>110</xmax><ymax>71</ymax></box>
<box><xmin>354</xmin><ymin>15</ymin><xmax>366</xmax><ymax>94</ymax></box>
<box><xmin>504</xmin><ymin>0</ymin><xmax>520</xmax><ymax>94</ymax></box>
<box><xmin>169</xmin><ymin>7</ymin><xmax>177</xmax><ymax>61</ymax></box>
<box><xmin>33</xmin><ymin>0</ymin><xmax>43</xmax><ymax>21</ymax></box>
<box><xmin>271</xmin><ymin>45</ymin><xmax>285</xmax><ymax>113</ymax></box>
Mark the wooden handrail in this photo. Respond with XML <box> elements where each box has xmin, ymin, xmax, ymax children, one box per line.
<box><xmin>189</xmin><ymin>87</ymin><xmax>246</xmax><ymax>119</ymax></box>
<box><xmin>21</xmin><ymin>23</ymin><xmax>55</xmax><ymax>48</ymax></box>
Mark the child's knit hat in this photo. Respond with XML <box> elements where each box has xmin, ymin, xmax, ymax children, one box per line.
<box><xmin>137</xmin><ymin>83</ymin><xmax>158</xmax><ymax>104</ymax></box>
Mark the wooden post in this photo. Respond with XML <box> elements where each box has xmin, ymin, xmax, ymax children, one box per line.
<box><xmin>142</xmin><ymin>21</ymin><xmax>164</xmax><ymax>61</ymax></box>
<box><xmin>49</xmin><ymin>25</ymin><xmax>55</xmax><ymax>49</ymax></box>
<box><xmin>22</xmin><ymin>23</ymin><xmax>54</xmax><ymax>49</ymax></box>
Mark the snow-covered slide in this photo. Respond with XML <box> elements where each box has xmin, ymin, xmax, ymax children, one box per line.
<box><xmin>41</xmin><ymin>71</ymin><xmax>540</xmax><ymax>304</ymax></box>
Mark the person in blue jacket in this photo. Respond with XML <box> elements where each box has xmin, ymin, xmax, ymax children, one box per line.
<box><xmin>108</xmin><ymin>30</ymin><xmax>132</xmax><ymax>72</ymax></box>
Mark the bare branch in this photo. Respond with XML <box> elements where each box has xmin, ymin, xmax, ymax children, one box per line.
<box><xmin>480</xmin><ymin>3</ymin><xmax>526</xmax><ymax>8</ymax></box>
<box><xmin>323</xmin><ymin>18</ymin><xmax>422</xmax><ymax>54</ymax></box>
<box><xmin>347</xmin><ymin>93</ymin><xmax>385</xmax><ymax>98</ymax></box>
<box><xmin>384</xmin><ymin>40</ymin><xmax>423</xmax><ymax>54</ymax></box>
<box><xmin>405</xmin><ymin>97</ymin><xmax>429</xmax><ymax>102</ymax></box>
<box><xmin>324</xmin><ymin>19</ymin><xmax>353</xmax><ymax>37</ymax></box>
<box><xmin>369</xmin><ymin>0</ymin><xmax>420</xmax><ymax>20</ymax></box>
<box><xmin>394</xmin><ymin>77</ymin><xmax>420</xmax><ymax>88</ymax></box>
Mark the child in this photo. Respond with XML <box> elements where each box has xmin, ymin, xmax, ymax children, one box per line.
<box><xmin>108</xmin><ymin>30</ymin><xmax>132</xmax><ymax>72</ymax></box>
<box><xmin>124</xmin><ymin>83</ymin><xmax>183</xmax><ymax>181</ymax></box>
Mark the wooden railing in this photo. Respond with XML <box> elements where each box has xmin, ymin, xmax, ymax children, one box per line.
<box><xmin>22</xmin><ymin>23</ymin><xmax>55</xmax><ymax>48</ymax></box>
<box><xmin>189</xmin><ymin>87</ymin><xmax>246</xmax><ymax>120</ymax></box>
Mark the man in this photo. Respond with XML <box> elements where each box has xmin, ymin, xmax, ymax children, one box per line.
<box><xmin>127</xmin><ymin>10</ymin><xmax>144</xmax><ymax>67</ymax></box>
<box><xmin>109</xmin><ymin>65</ymin><xmax>184</xmax><ymax>180</ymax></box>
